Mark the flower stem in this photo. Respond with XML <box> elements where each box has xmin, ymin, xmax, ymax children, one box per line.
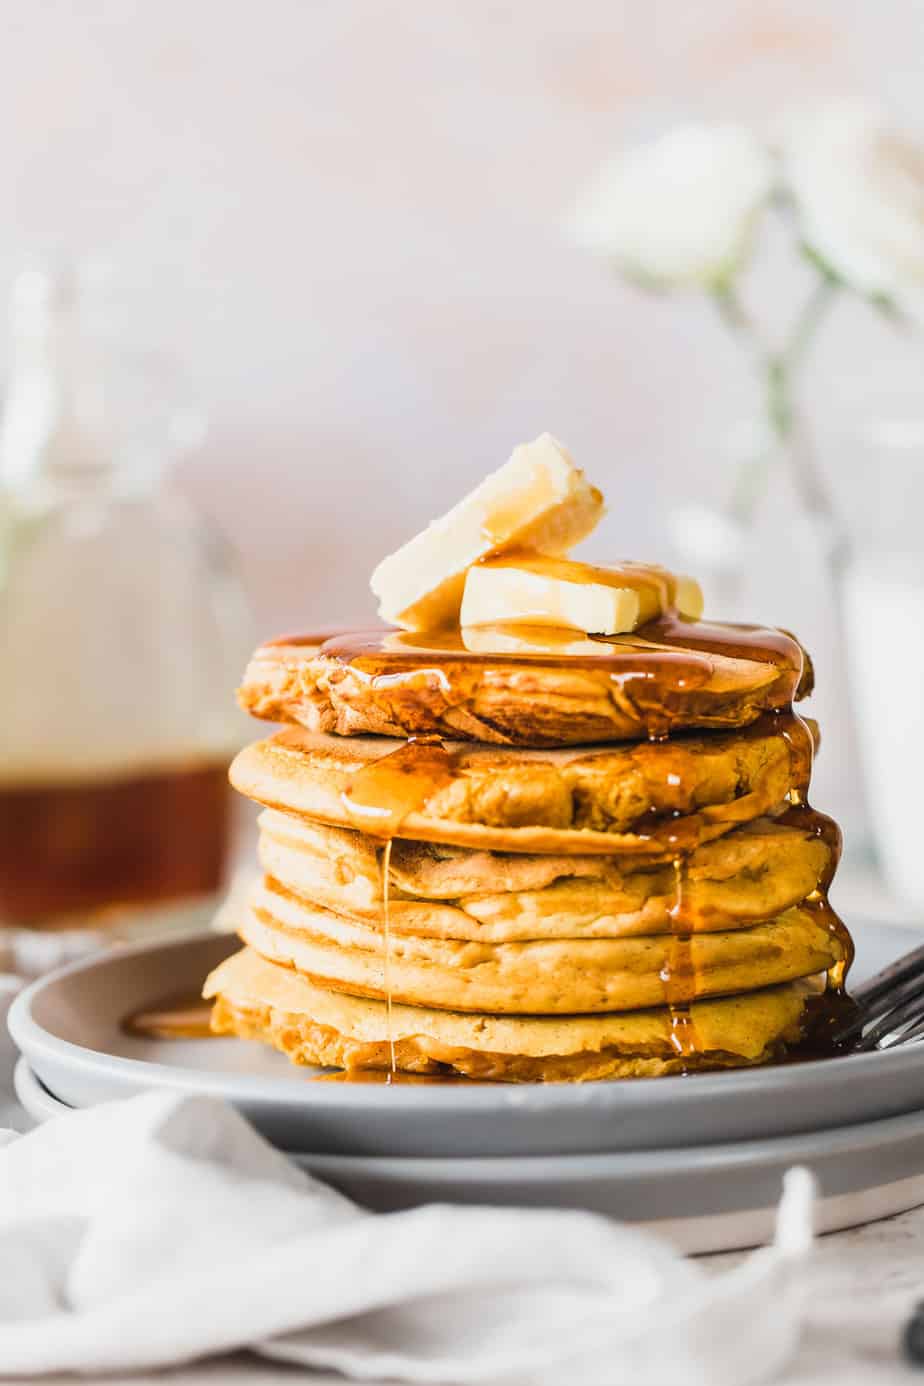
<box><xmin>766</xmin><ymin>277</ymin><xmax>848</xmax><ymax>567</ymax></box>
<box><xmin>786</xmin><ymin>276</ymin><xmax>839</xmax><ymax>372</ymax></box>
<box><xmin>711</xmin><ymin>275</ymin><xmax>840</xmax><ymax>538</ymax></box>
<box><xmin>710</xmin><ymin>286</ymin><xmax>776</xmax><ymax>526</ymax></box>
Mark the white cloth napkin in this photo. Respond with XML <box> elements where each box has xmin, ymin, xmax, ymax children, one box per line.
<box><xmin>0</xmin><ymin>1091</ymin><xmax>814</xmax><ymax>1384</ymax></box>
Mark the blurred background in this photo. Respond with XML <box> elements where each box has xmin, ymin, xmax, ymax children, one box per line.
<box><xmin>2</xmin><ymin>1</ymin><xmax>923</xmax><ymax>945</ymax></box>
<box><xmin>2</xmin><ymin>1</ymin><xmax>922</xmax><ymax>624</ymax></box>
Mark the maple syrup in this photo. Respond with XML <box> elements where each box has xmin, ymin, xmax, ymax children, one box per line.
<box><xmin>381</xmin><ymin>839</ymin><xmax>396</xmax><ymax>1076</ymax></box>
<box><xmin>776</xmin><ymin>699</ymin><xmax>854</xmax><ymax>990</ymax></box>
<box><xmin>643</xmin><ymin>612</ymin><xmax>804</xmax><ymax>675</ymax></box>
<box><xmin>663</xmin><ymin>855</ymin><xmax>699</xmax><ymax>1059</ymax></box>
<box><xmin>339</xmin><ymin>737</ymin><xmax>455</xmax><ymax>838</ymax></box>
<box><xmin>123</xmin><ymin>992</ymin><xmax>215</xmax><ymax>1040</ymax></box>
<box><xmin>339</xmin><ymin>736</ymin><xmax>458</xmax><ymax>1079</ymax></box>
<box><xmin>0</xmin><ymin>762</ymin><xmax>232</xmax><ymax>927</ymax></box>
<box><xmin>255</xmin><ymin>608</ymin><xmax>810</xmax><ymax>751</ymax></box>
<box><xmin>646</xmin><ymin>637</ymin><xmax>846</xmax><ymax>1069</ymax></box>
<box><xmin>310</xmin><ymin>612</ymin><xmax>803</xmax><ymax>678</ymax></box>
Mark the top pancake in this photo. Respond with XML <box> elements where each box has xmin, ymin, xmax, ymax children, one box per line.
<box><xmin>239</xmin><ymin>616</ymin><xmax>812</xmax><ymax>747</ymax></box>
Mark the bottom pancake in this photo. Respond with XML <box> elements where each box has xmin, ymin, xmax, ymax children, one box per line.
<box><xmin>204</xmin><ymin>947</ymin><xmax>825</xmax><ymax>1082</ymax></box>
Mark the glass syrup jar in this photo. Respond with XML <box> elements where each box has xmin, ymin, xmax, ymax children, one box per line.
<box><xmin>0</xmin><ymin>266</ymin><xmax>251</xmax><ymax>965</ymax></box>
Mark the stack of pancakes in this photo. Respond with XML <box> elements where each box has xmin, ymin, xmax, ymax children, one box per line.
<box><xmin>205</xmin><ymin>616</ymin><xmax>851</xmax><ymax>1081</ymax></box>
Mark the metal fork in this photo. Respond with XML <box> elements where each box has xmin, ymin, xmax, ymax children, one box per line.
<box><xmin>832</xmin><ymin>942</ymin><xmax>924</xmax><ymax>1052</ymax></box>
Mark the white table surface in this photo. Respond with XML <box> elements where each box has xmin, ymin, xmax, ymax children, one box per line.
<box><xmin>3</xmin><ymin>866</ymin><xmax>924</xmax><ymax>1386</ymax></box>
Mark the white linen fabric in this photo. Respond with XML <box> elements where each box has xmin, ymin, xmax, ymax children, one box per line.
<box><xmin>0</xmin><ymin>1091</ymin><xmax>814</xmax><ymax>1384</ymax></box>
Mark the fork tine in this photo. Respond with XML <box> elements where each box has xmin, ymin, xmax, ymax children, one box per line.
<box><xmin>853</xmin><ymin>987</ymin><xmax>924</xmax><ymax>1051</ymax></box>
<box><xmin>891</xmin><ymin>1013</ymin><xmax>924</xmax><ymax>1045</ymax></box>
<box><xmin>850</xmin><ymin>942</ymin><xmax>924</xmax><ymax>1007</ymax></box>
<box><xmin>877</xmin><ymin>1014</ymin><xmax>924</xmax><ymax>1049</ymax></box>
<box><xmin>831</xmin><ymin>969</ymin><xmax>924</xmax><ymax>1046</ymax></box>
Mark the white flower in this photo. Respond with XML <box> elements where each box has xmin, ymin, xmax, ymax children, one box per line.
<box><xmin>782</xmin><ymin>105</ymin><xmax>924</xmax><ymax>299</ymax></box>
<box><xmin>568</xmin><ymin>123</ymin><xmax>774</xmax><ymax>289</ymax></box>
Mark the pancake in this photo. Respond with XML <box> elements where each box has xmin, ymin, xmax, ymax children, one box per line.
<box><xmin>204</xmin><ymin>946</ymin><xmax>824</xmax><ymax>1080</ymax></box>
<box><xmin>238</xmin><ymin>879</ymin><xmax>844</xmax><ymax>1015</ymax></box>
<box><xmin>239</xmin><ymin>616</ymin><xmax>813</xmax><ymax>747</ymax></box>
<box><xmin>257</xmin><ymin>811</ymin><xmax>834</xmax><ymax>940</ymax></box>
<box><xmin>230</xmin><ymin>715</ymin><xmax>815</xmax><ymax>857</ymax></box>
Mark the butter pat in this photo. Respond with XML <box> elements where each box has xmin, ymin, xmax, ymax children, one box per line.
<box><xmin>461</xmin><ymin>553</ymin><xmax>703</xmax><ymax>634</ymax></box>
<box><xmin>674</xmin><ymin>573</ymin><xmax>705</xmax><ymax>621</ymax></box>
<box><xmin>371</xmin><ymin>434</ymin><xmax>604</xmax><ymax>631</ymax></box>
<box><xmin>461</xmin><ymin>561</ymin><xmax>640</xmax><ymax>635</ymax></box>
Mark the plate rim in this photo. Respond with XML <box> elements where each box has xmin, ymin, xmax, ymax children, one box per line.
<box><xmin>14</xmin><ymin>1053</ymin><xmax>924</xmax><ymax>1181</ymax></box>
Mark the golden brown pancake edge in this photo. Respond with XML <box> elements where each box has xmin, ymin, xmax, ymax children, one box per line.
<box><xmin>205</xmin><ymin>946</ymin><xmax>824</xmax><ymax>1081</ymax></box>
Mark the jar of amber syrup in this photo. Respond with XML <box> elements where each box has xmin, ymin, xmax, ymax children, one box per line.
<box><xmin>0</xmin><ymin>266</ymin><xmax>251</xmax><ymax>960</ymax></box>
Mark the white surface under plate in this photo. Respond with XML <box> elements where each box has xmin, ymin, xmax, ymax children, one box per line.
<box><xmin>7</xmin><ymin>923</ymin><xmax>924</xmax><ymax>1159</ymax></box>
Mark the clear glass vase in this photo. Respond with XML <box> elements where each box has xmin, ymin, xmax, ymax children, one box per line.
<box><xmin>0</xmin><ymin>267</ymin><xmax>252</xmax><ymax>967</ymax></box>
<box><xmin>668</xmin><ymin>413</ymin><xmax>868</xmax><ymax>854</ymax></box>
<box><xmin>838</xmin><ymin>418</ymin><xmax>924</xmax><ymax>908</ymax></box>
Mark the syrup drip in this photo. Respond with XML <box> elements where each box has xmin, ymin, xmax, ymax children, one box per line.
<box><xmin>777</xmin><ymin>674</ymin><xmax>853</xmax><ymax>997</ymax></box>
<box><xmin>340</xmin><ymin>736</ymin><xmax>455</xmax><ymax>838</ymax></box>
<box><xmin>785</xmin><ymin>684</ymin><xmax>852</xmax><ymax>988</ymax></box>
<box><xmin>340</xmin><ymin>737</ymin><xmax>457</xmax><ymax>1083</ymax></box>
<box><xmin>779</xmin><ymin>708</ymin><xmax>817</xmax><ymax>807</ymax></box>
<box><xmin>309</xmin><ymin>704</ymin><xmax>810</xmax><ymax>862</ymax></box>
<box><xmin>381</xmin><ymin>838</ymin><xmax>396</xmax><ymax>1078</ymax></box>
<box><xmin>643</xmin><ymin>612</ymin><xmax>803</xmax><ymax>672</ymax></box>
<box><xmin>663</xmin><ymin>854</ymin><xmax>698</xmax><ymax>1061</ymax></box>
<box><xmin>123</xmin><ymin>994</ymin><xmax>215</xmax><ymax>1040</ymax></box>
<box><xmin>649</xmin><ymin>668</ymin><xmax>843</xmax><ymax>1065</ymax></box>
<box><xmin>646</xmin><ymin>714</ymin><xmax>704</xmax><ymax>1066</ymax></box>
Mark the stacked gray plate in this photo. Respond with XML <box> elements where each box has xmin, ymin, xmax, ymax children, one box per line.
<box><xmin>10</xmin><ymin>922</ymin><xmax>924</xmax><ymax>1253</ymax></box>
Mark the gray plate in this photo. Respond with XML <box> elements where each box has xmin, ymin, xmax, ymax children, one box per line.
<box><xmin>9</xmin><ymin>922</ymin><xmax>924</xmax><ymax>1158</ymax></box>
<box><xmin>14</xmin><ymin>1056</ymin><xmax>924</xmax><ymax>1255</ymax></box>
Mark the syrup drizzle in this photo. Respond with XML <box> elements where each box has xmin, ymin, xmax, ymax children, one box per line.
<box><xmin>123</xmin><ymin>994</ymin><xmax>215</xmax><ymax>1040</ymax></box>
<box><xmin>664</xmin><ymin>854</ymin><xmax>698</xmax><ymax>1059</ymax></box>
<box><xmin>271</xmin><ymin>609</ymin><xmax>804</xmax><ymax>679</ymax></box>
<box><xmin>339</xmin><ymin>736</ymin><xmax>455</xmax><ymax>1080</ymax></box>
<box><xmin>780</xmin><ymin>688</ymin><xmax>853</xmax><ymax>991</ymax></box>
<box><xmin>650</xmin><ymin>640</ymin><xmax>844</xmax><ymax>1069</ymax></box>
<box><xmin>652</xmin><ymin>781</ymin><xmax>706</xmax><ymax>1063</ymax></box>
<box><xmin>265</xmin><ymin>706</ymin><xmax>813</xmax><ymax>863</ymax></box>
<box><xmin>258</xmin><ymin>612</ymin><xmax>810</xmax><ymax>754</ymax></box>
<box><xmin>318</xmin><ymin>617</ymin><xmax>801</xmax><ymax>679</ymax></box>
<box><xmin>381</xmin><ymin>838</ymin><xmax>396</xmax><ymax>1077</ymax></box>
<box><xmin>340</xmin><ymin>737</ymin><xmax>455</xmax><ymax>838</ymax></box>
